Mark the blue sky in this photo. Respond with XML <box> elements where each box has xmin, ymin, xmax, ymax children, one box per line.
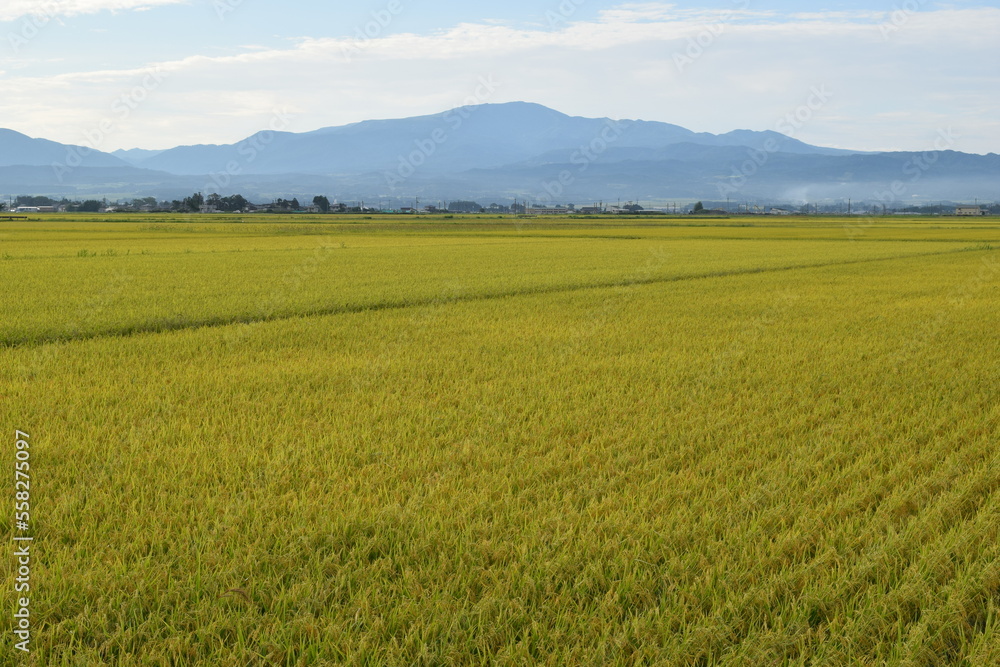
<box><xmin>1</xmin><ymin>1</ymin><xmax>998</xmax><ymax>154</ymax></box>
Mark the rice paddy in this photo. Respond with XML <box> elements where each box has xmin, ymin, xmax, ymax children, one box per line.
<box><xmin>2</xmin><ymin>214</ymin><xmax>998</xmax><ymax>664</ymax></box>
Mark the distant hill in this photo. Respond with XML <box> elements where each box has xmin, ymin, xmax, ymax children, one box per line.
<box><xmin>112</xmin><ymin>148</ymin><xmax>165</xmax><ymax>165</ymax></box>
<box><xmin>0</xmin><ymin>129</ymin><xmax>129</xmax><ymax>169</ymax></box>
<box><xmin>1</xmin><ymin>103</ymin><xmax>996</xmax><ymax>203</ymax></box>
<box><xmin>127</xmin><ymin>102</ymin><xmax>855</xmax><ymax>177</ymax></box>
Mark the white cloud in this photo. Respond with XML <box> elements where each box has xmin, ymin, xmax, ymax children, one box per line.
<box><xmin>789</xmin><ymin>11</ymin><xmax>888</xmax><ymax>21</ymax></box>
<box><xmin>597</xmin><ymin>3</ymin><xmax>680</xmax><ymax>22</ymax></box>
<box><xmin>0</xmin><ymin>0</ymin><xmax>187</xmax><ymax>22</ymax></box>
<box><xmin>1</xmin><ymin>5</ymin><xmax>998</xmax><ymax>154</ymax></box>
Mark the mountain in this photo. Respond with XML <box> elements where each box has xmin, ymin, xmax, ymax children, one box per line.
<box><xmin>112</xmin><ymin>148</ymin><xmax>165</xmax><ymax>165</ymax></box>
<box><xmin>126</xmin><ymin>102</ymin><xmax>853</xmax><ymax>177</ymax></box>
<box><xmin>0</xmin><ymin>129</ymin><xmax>129</xmax><ymax>169</ymax></box>
<box><xmin>1</xmin><ymin>103</ymin><xmax>996</xmax><ymax>203</ymax></box>
<box><xmin>433</xmin><ymin>146</ymin><xmax>1000</xmax><ymax>203</ymax></box>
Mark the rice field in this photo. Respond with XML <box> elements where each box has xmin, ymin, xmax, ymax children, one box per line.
<box><xmin>2</xmin><ymin>214</ymin><xmax>999</xmax><ymax>665</ymax></box>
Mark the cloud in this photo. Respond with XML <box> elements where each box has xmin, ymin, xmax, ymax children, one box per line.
<box><xmin>597</xmin><ymin>3</ymin><xmax>681</xmax><ymax>22</ymax></box>
<box><xmin>0</xmin><ymin>0</ymin><xmax>187</xmax><ymax>22</ymax></box>
<box><xmin>789</xmin><ymin>11</ymin><xmax>888</xmax><ymax>21</ymax></box>
<box><xmin>1</xmin><ymin>4</ymin><xmax>998</xmax><ymax>154</ymax></box>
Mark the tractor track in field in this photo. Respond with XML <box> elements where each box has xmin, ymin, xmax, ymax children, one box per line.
<box><xmin>2</xmin><ymin>246</ymin><xmax>994</xmax><ymax>350</ymax></box>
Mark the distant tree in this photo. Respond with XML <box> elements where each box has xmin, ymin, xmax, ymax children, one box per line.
<box><xmin>270</xmin><ymin>198</ymin><xmax>301</xmax><ymax>211</ymax></box>
<box><xmin>221</xmin><ymin>194</ymin><xmax>248</xmax><ymax>212</ymax></box>
<box><xmin>313</xmin><ymin>195</ymin><xmax>331</xmax><ymax>213</ymax></box>
<box><xmin>692</xmin><ymin>201</ymin><xmax>704</xmax><ymax>213</ymax></box>
<box><xmin>185</xmin><ymin>192</ymin><xmax>205</xmax><ymax>211</ymax></box>
<box><xmin>80</xmin><ymin>200</ymin><xmax>102</xmax><ymax>213</ymax></box>
<box><xmin>0</xmin><ymin>201</ymin><xmax>5</xmax><ymax>211</ymax></box>
<box><xmin>447</xmin><ymin>200</ymin><xmax>482</xmax><ymax>213</ymax></box>
<box><xmin>15</xmin><ymin>195</ymin><xmax>58</xmax><ymax>207</ymax></box>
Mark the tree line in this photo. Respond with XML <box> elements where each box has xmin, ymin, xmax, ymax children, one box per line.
<box><xmin>0</xmin><ymin>194</ymin><xmax>338</xmax><ymax>213</ymax></box>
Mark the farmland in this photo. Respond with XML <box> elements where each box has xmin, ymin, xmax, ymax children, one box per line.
<box><xmin>2</xmin><ymin>214</ymin><xmax>999</xmax><ymax>665</ymax></box>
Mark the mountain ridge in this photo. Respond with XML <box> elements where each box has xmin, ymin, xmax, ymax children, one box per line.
<box><xmin>1</xmin><ymin>102</ymin><xmax>996</xmax><ymax>203</ymax></box>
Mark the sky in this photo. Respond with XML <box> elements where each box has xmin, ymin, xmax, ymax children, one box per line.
<box><xmin>0</xmin><ymin>0</ymin><xmax>998</xmax><ymax>154</ymax></box>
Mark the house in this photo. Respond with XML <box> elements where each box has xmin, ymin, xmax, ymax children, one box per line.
<box><xmin>955</xmin><ymin>206</ymin><xmax>985</xmax><ymax>216</ymax></box>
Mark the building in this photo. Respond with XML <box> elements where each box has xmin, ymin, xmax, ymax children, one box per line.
<box><xmin>15</xmin><ymin>207</ymin><xmax>40</xmax><ymax>213</ymax></box>
<box><xmin>955</xmin><ymin>206</ymin><xmax>985</xmax><ymax>216</ymax></box>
